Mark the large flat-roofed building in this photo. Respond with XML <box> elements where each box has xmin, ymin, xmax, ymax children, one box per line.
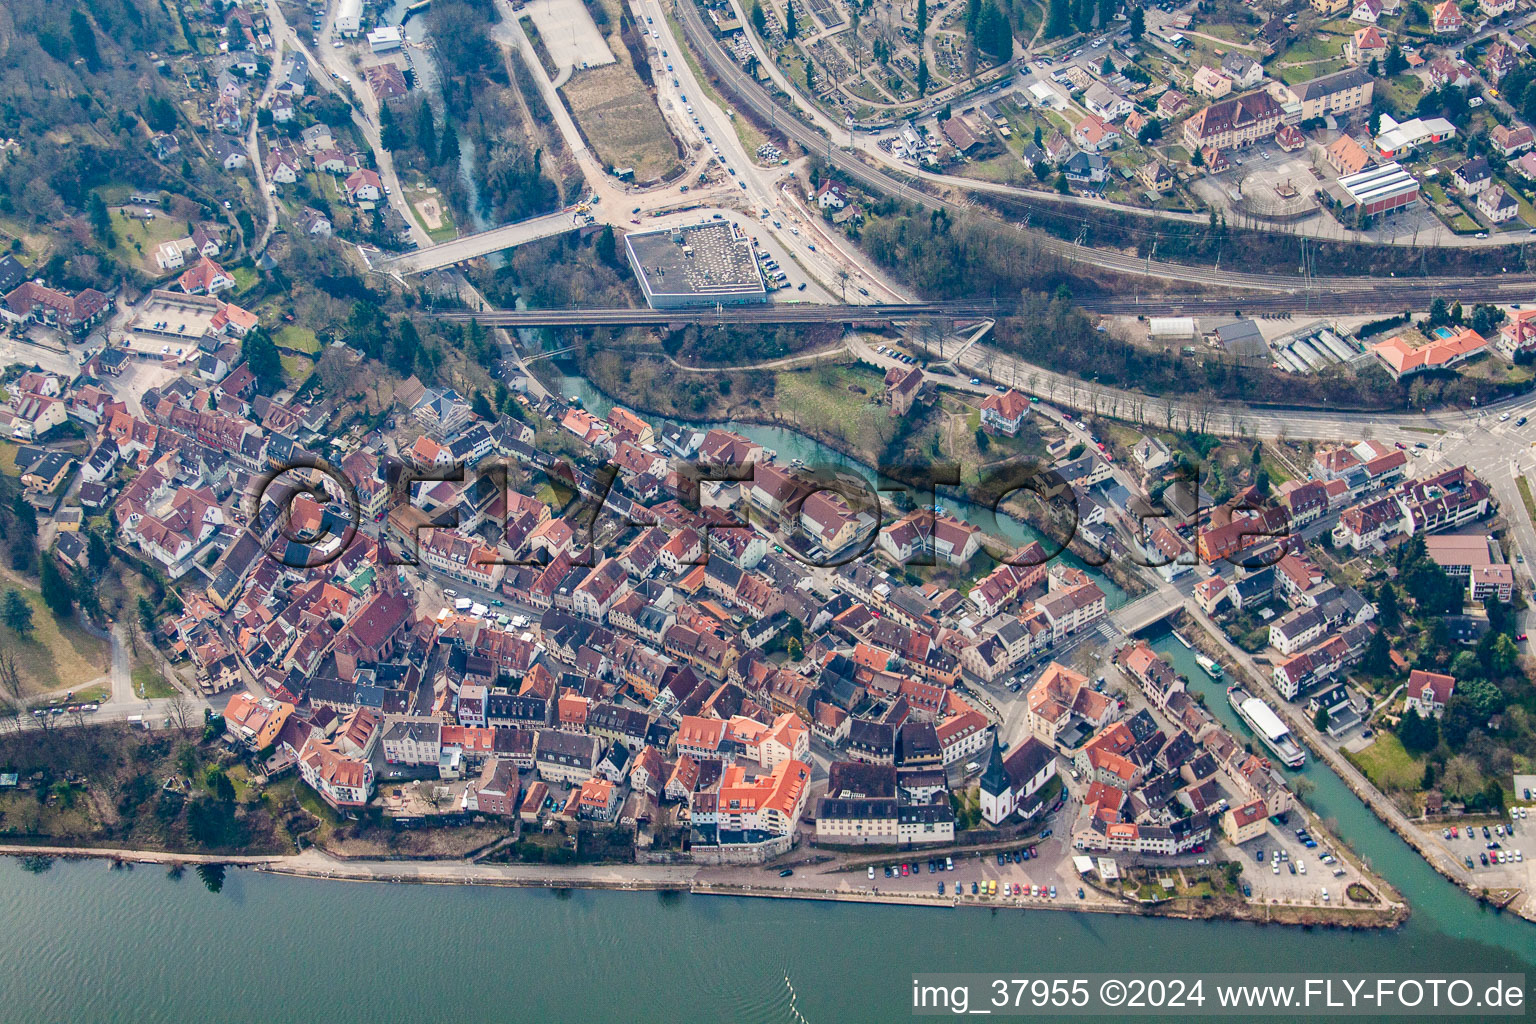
<box><xmin>1330</xmin><ymin>162</ymin><xmax>1419</xmax><ymax>218</ymax></box>
<box><xmin>624</xmin><ymin>222</ymin><xmax>767</xmax><ymax>309</ymax></box>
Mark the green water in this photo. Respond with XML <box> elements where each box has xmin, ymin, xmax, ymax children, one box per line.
<box><xmin>0</xmin><ymin>851</ymin><xmax>1528</xmax><ymax>1023</ymax></box>
<box><xmin>1146</xmin><ymin>628</ymin><xmax>1534</xmax><ymax>962</ymax></box>
<box><xmin>555</xmin><ymin>371</ymin><xmax>1128</xmax><ymax>608</ymax></box>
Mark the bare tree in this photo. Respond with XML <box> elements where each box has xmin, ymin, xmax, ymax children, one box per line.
<box><xmin>0</xmin><ymin>650</ymin><xmax>19</xmax><ymax>706</ymax></box>
<box><xmin>167</xmin><ymin>689</ymin><xmax>194</xmax><ymax>734</ymax></box>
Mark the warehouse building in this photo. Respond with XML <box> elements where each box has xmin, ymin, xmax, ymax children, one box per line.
<box><xmin>1329</xmin><ymin>162</ymin><xmax>1419</xmax><ymax>219</ymax></box>
<box><xmin>624</xmin><ymin>222</ymin><xmax>767</xmax><ymax>310</ymax></box>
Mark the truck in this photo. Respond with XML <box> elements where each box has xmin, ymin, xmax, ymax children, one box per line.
<box><xmin>454</xmin><ymin>597</ymin><xmax>473</xmax><ymax>612</ymax></box>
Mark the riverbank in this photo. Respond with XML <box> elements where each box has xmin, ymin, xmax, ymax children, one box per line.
<box><xmin>1178</xmin><ymin>608</ymin><xmax>1535</xmax><ymax>927</ymax></box>
<box><xmin>0</xmin><ymin>842</ymin><xmax>1404</xmax><ymax>929</ymax></box>
<box><xmin>549</xmin><ymin>358</ymin><xmax>1148</xmax><ymax>601</ymax></box>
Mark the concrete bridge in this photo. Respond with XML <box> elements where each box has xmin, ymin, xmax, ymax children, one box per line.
<box><xmin>374</xmin><ymin>208</ymin><xmax>584</xmax><ymax>275</ymax></box>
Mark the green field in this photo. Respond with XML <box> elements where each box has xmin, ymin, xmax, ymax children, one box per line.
<box><xmin>132</xmin><ymin>661</ymin><xmax>176</xmax><ymax>699</ymax></box>
<box><xmin>0</xmin><ymin>582</ymin><xmax>110</xmax><ymax>697</ymax></box>
<box><xmin>274</xmin><ymin>324</ymin><xmax>321</xmax><ymax>355</ymax></box>
<box><xmin>1346</xmin><ymin>731</ymin><xmax>1424</xmax><ymax>794</ymax></box>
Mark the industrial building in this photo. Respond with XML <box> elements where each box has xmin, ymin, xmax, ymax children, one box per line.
<box><xmin>336</xmin><ymin>0</ymin><xmax>363</xmax><ymax>36</ymax></box>
<box><xmin>1329</xmin><ymin>162</ymin><xmax>1419</xmax><ymax>219</ymax></box>
<box><xmin>624</xmin><ymin>222</ymin><xmax>767</xmax><ymax>310</ymax></box>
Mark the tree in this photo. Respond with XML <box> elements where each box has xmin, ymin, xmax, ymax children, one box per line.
<box><xmin>1046</xmin><ymin>0</ymin><xmax>1072</xmax><ymax>37</ymax></box>
<box><xmin>1313</xmin><ymin>705</ymin><xmax>1329</xmax><ymax>731</ymax></box>
<box><xmin>390</xmin><ymin>319</ymin><xmax>421</xmax><ymax>377</ymax></box>
<box><xmin>438</xmin><ymin>119</ymin><xmax>460</xmax><ymax>165</ymax></box>
<box><xmin>1440</xmin><ymin>754</ymin><xmax>1483</xmax><ymax>801</ymax></box>
<box><xmin>70</xmin><ymin>10</ymin><xmax>103</xmax><ymax>72</ymax></box>
<box><xmin>2</xmin><ymin>590</ymin><xmax>32</xmax><ymax>637</ymax></box>
<box><xmin>1101</xmin><ymin>54</ymin><xmax>1115</xmax><ymax>75</ymax></box>
<box><xmin>0</xmin><ymin>648</ymin><xmax>18</xmax><ymax>703</ymax></box>
<box><xmin>976</xmin><ymin>1</ymin><xmax>1014</xmax><ymax>61</ymax></box>
<box><xmin>1385</xmin><ymin>43</ymin><xmax>1407</xmax><ymax>76</ymax></box>
<box><xmin>751</xmin><ymin>0</ymin><xmax>768</xmax><ymax>34</ymax></box>
<box><xmin>1033</xmin><ymin>125</ymin><xmax>1044</xmax><ymax>148</ymax></box>
<box><xmin>242</xmin><ymin>327</ymin><xmax>283</xmax><ymax>393</ymax></box>
<box><xmin>87</xmin><ymin>530</ymin><xmax>111</xmax><ymax>574</ymax></box>
<box><xmin>1396</xmin><ymin>707</ymin><xmax>1438</xmax><ymax>754</ymax></box>
<box><xmin>1191</xmin><ymin>146</ymin><xmax>1205</xmax><ymax>167</ymax></box>
<box><xmin>206</xmin><ymin>766</ymin><xmax>236</xmax><ymax>803</ymax></box>
<box><xmin>1137</xmin><ymin>118</ymin><xmax>1163</xmax><ymax>144</ymax></box>
<box><xmin>1373</xmin><ymin>581</ymin><xmax>1400</xmax><ymax>630</ymax></box>
<box><xmin>39</xmin><ymin>556</ymin><xmax>72</xmax><ymax>619</ymax></box>
<box><xmin>1055</xmin><ymin>172</ymin><xmax>1070</xmax><ymax>193</ymax></box>
<box><xmin>786</xmin><ymin>1</ymin><xmax>797</xmax><ymax>38</ymax></box>
<box><xmin>916</xmin><ymin>56</ymin><xmax>930</xmax><ymax>95</ymax></box>
<box><xmin>1439</xmin><ymin>695</ymin><xmax>1480</xmax><ymax>748</ymax></box>
<box><xmin>88</xmin><ymin>194</ymin><xmax>115</xmax><ymax>249</ymax></box>
<box><xmin>1361</xmin><ymin>627</ymin><xmax>1392</xmax><ymax>676</ymax></box>
<box><xmin>379</xmin><ymin>104</ymin><xmax>405</xmax><ymax>151</ymax></box>
<box><xmin>1129</xmin><ymin>4</ymin><xmax>1144</xmax><ymax>41</ymax></box>
<box><xmin>168</xmin><ymin>689</ymin><xmax>195</xmax><ymax>734</ymax></box>
<box><xmin>595</xmin><ymin>224</ymin><xmax>618</xmax><ymax>268</ymax></box>
<box><xmin>137</xmin><ymin>595</ymin><xmax>158</xmax><ymax>637</ymax></box>
<box><xmin>415</xmin><ymin>102</ymin><xmax>437</xmax><ymax>163</ymax></box>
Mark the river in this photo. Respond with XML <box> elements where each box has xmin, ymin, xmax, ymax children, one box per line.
<box><xmin>552</xmin><ymin>370</ymin><xmax>1130</xmax><ymax>609</ymax></box>
<box><xmin>9</xmin><ymin>626</ymin><xmax>1530</xmax><ymax>1022</ymax></box>
<box><xmin>4</xmin><ymin>382</ymin><xmax>1529</xmax><ymax>1022</ymax></box>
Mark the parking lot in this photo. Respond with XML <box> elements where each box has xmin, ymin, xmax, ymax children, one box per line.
<box><xmin>849</xmin><ymin>832</ymin><xmax>1085</xmax><ymax>905</ymax></box>
<box><xmin>1422</xmin><ymin>809</ymin><xmax>1532</xmax><ymax>891</ymax></box>
<box><xmin>1230</xmin><ymin>816</ymin><xmax>1366</xmax><ymax>906</ymax></box>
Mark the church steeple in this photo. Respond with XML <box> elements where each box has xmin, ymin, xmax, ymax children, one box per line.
<box><xmin>980</xmin><ymin>740</ymin><xmax>1009</xmax><ymax>797</ymax></box>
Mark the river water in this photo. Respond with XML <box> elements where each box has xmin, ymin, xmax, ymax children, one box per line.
<box><xmin>3</xmin><ymin>380</ymin><xmax>1529</xmax><ymax>1021</ymax></box>
<box><xmin>5</xmin><ymin>628</ymin><xmax>1529</xmax><ymax>1022</ymax></box>
<box><xmin>553</xmin><ymin>370</ymin><xmax>1129</xmax><ymax>608</ymax></box>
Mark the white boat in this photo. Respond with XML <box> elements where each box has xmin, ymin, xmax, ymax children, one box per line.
<box><xmin>1228</xmin><ymin>685</ymin><xmax>1306</xmax><ymax>768</ymax></box>
<box><xmin>1196</xmin><ymin>653</ymin><xmax>1223</xmax><ymax>679</ymax></box>
<box><xmin>1172</xmin><ymin>630</ymin><xmax>1193</xmax><ymax>649</ymax></box>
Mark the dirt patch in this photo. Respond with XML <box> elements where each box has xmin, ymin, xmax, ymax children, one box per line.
<box><xmin>414</xmin><ymin>196</ymin><xmax>444</xmax><ymax>231</ymax></box>
<box><xmin>560</xmin><ymin>63</ymin><xmax>681</xmax><ymax>183</ymax></box>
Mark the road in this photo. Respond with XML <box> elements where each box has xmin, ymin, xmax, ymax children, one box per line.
<box><xmin>1185</xmin><ymin>603</ymin><xmax>1481</xmax><ymax>889</ymax></box>
<box><xmin>673</xmin><ymin>0</ymin><xmax>1536</xmax><ymax>294</ymax></box>
<box><xmin>375</xmin><ymin>208</ymin><xmax>586</xmax><ymax>274</ymax></box>
<box><xmin>264</xmin><ymin>0</ymin><xmax>431</xmax><ymax>250</ymax></box>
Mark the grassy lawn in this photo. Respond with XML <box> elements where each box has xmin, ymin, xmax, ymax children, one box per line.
<box><xmin>274</xmin><ymin>324</ymin><xmax>321</xmax><ymax>355</ymax></box>
<box><xmin>774</xmin><ymin>362</ymin><xmax>891</xmax><ymax>458</ymax></box>
<box><xmin>957</xmin><ymin>153</ymin><xmax>1030</xmax><ymax>185</ymax></box>
<box><xmin>132</xmin><ymin>661</ymin><xmax>176</xmax><ymax>700</ymax></box>
<box><xmin>108</xmin><ymin>209</ymin><xmax>187</xmax><ymax>276</ymax></box>
<box><xmin>279</xmin><ymin>353</ymin><xmax>314</xmax><ymax>382</ymax></box>
<box><xmin>1346</xmin><ymin>731</ymin><xmax>1424</xmax><ymax>794</ymax></box>
<box><xmin>0</xmin><ymin>583</ymin><xmax>110</xmax><ymax>697</ymax></box>
<box><xmin>1278</xmin><ymin>58</ymin><xmax>1348</xmax><ymax>85</ymax></box>
<box><xmin>1375</xmin><ymin>74</ymin><xmax>1423</xmax><ymax>118</ymax></box>
<box><xmin>1518</xmin><ymin>475</ymin><xmax>1536</xmax><ymax>529</ymax></box>
<box><xmin>0</xmin><ymin>439</ymin><xmax>20</xmax><ymax>476</ymax></box>
<box><xmin>231</xmin><ymin>265</ymin><xmax>260</xmax><ymax>293</ymax></box>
